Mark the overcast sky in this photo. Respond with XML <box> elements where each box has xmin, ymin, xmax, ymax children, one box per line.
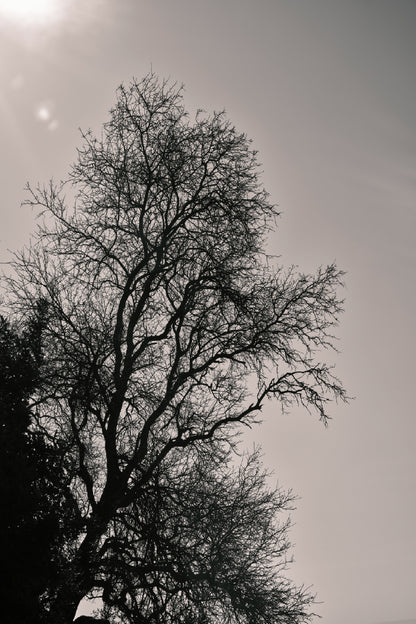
<box><xmin>0</xmin><ymin>2</ymin><xmax>415</xmax><ymax>624</ymax></box>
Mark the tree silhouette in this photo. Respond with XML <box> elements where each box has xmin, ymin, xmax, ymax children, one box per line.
<box><xmin>0</xmin><ymin>309</ymin><xmax>82</xmax><ymax>624</ymax></box>
<box><xmin>4</xmin><ymin>74</ymin><xmax>346</xmax><ymax>623</ymax></box>
<box><xmin>97</xmin><ymin>446</ymin><xmax>313</xmax><ymax>624</ymax></box>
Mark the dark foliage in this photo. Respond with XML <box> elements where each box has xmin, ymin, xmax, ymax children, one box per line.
<box><xmin>0</xmin><ymin>311</ymin><xmax>82</xmax><ymax>624</ymax></box>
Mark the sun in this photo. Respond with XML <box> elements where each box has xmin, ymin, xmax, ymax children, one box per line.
<box><xmin>0</xmin><ymin>0</ymin><xmax>65</xmax><ymax>24</ymax></box>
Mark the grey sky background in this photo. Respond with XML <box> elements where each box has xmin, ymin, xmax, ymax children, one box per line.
<box><xmin>1</xmin><ymin>2</ymin><xmax>415</xmax><ymax>623</ymax></box>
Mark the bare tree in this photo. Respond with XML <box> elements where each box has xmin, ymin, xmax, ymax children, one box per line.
<box><xmin>4</xmin><ymin>73</ymin><xmax>346</xmax><ymax>623</ymax></box>
<box><xmin>98</xmin><ymin>446</ymin><xmax>312</xmax><ymax>624</ymax></box>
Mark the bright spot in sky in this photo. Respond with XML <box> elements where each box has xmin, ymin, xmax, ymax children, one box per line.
<box><xmin>0</xmin><ymin>0</ymin><xmax>66</xmax><ymax>24</ymax></box>
<box><xmin>35</xmin><ymin>102</ymin><xmax>58</xmax><ymax>130</ymax></box>
<box><xmin>36</xmin><ymin>106</ymin><xmax>51</xmax><ymax>122</ymax></box>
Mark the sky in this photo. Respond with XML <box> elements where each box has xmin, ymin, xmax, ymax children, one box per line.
<box><xmin>0</xmin><ymin>1</ymin><xmax>415</xmax><ymax>623</ymax></box>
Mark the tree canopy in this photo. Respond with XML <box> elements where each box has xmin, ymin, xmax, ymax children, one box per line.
<box><xmin>3</xmin><ymin>73</ymin><xmax>346</xmax><ymax>623</ymax></box>
<box><xmin>0</xmin><ymin>310</ymin><xmax>82</xmax><ymax>624</ymax></box>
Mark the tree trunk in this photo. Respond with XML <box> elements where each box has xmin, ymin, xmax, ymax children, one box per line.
<box><xmin>46</xmin><ymin>512</ymin><xmax>109</xmax><ymax>623</ymax></box>
<box><xmin>46</xmin><ymin>582</ymin><xmax>88</xmax><ymax>624</ymax></box>
<box><xmin>47</xmin><ymin>451</ymin><xmax>123</xmax><ymax>622</ymax></box>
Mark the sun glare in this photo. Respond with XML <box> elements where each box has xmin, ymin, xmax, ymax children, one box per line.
<box><xmin>0</xmin><ymin>0</ymin><xmax>65</xmax><ymax>24</ymax></box>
